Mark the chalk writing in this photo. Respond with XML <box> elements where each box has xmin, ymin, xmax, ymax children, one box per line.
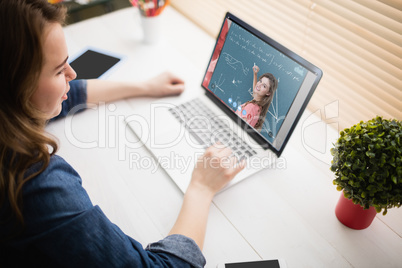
<box><xmin>222</xmin><ymin>52</ymin><xmax>249</xmax><ymax>76</ymax></box>
<box><xmin>211</xmin><ymin>73</ymin><xmax>225</xmax><ymax>94</ymax></box>
<box><xmin>228</xmin><ymin>24</ymin><xmax>301</xmax><ymax>81</ymax></box>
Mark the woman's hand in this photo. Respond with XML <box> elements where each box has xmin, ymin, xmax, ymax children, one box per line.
<box><xmin>189</xmin><ymin>144</ymin><xmax>246</xmax><ymax>199</ymax></box>
<box><xmin>253</xmin><ymin>65</ymin><xmax>260</xmax><ymax>74</ymax></box>
<box><xmin>144</xmin><ymin>72</ymin><xmax>185</xmax><ymax>97</ymax></box>
<box><xmin>169</xmin><ymin>144</ymin><xmax>245</xmax><ymax>250</ymax></box>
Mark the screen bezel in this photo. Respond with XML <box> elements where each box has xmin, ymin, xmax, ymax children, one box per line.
<box><xmin>201</xmin><ymin>12</ymin><xmax>323</xmax><ymax>157</ymax></box>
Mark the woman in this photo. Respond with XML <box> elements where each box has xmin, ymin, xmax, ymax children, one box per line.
<box><xmin>0</xmin><ymin>0</ymin><xmax>244</xmax><ymax>267</ymax></box>
<box><xmin>236</xmin><ymin>65</ymin><xmax>278</xmax><ymax>131</ymax></box>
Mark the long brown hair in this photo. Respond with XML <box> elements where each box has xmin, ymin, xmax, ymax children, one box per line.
<box><xmin>0</xmin><ymin>0</ymin><xmax>66</xmax><ymax>227</ymax></box>
<box><xmin>244</xmin><ymin>73</ymin><xmax>278</xmax><ymax>130</ymax></box>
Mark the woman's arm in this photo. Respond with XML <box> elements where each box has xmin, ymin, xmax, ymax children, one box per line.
<box><xmin>169</xmin><ymin>145</ymin><xmax>245</xmax><ymax>250</ymax></box>
<box><xmin>252</xmin><ymin>65</ymin><xmax>259</xmax><ymax>90</ymax></box>
<box><xmin>86</xmin><ymin>72</ymin><xmax>185</xmax><ymax>104</ymax></box>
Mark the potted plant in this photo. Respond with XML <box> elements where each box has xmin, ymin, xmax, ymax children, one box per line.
<box><xmin>330</xmin><ymin>116</ymin><xmax>402</xmax><ymax>229</ymax></box>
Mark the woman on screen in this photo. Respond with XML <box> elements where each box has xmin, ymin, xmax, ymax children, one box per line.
<box><xmin>236</xmin><ymin>65</ymin><xmax>278</xmax><ymax>131</ymax></box>
<box><xmin>0</xmin><ymin>0</ymin><xmax>244</xmax><ymax>267</ymax></box>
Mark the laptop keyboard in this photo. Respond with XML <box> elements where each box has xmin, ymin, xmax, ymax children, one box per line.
<box><xmin>169</xmin><ymin>98</ymin><xmax>257</xmax><ymax>160</ymax></box>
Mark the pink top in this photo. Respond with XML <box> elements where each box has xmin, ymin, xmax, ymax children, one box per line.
<box><xmin>235</xmin><ymin>102</ymin><xmax>261</xmax><ymax>127</ymax></box>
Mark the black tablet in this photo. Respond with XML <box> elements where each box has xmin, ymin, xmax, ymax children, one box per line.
<box><xmin>69</xmin><ymin>48</ymin><xmax>123</xmax><ymax>80</ymax></box>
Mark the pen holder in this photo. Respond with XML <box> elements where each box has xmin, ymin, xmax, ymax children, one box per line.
<box><xmin>131</xmin><ymin>0</ymin><xmax>169</xmax><ymax>44</ymax></box>
<box><xmin>140</xmin><ymin>14</ymin><xmax>162</xmax><ymax>44</ymax></box>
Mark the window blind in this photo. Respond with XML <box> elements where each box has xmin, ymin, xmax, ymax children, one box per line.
<box><xmin>171</xmin><ymin>0</ymin><xmax>401</xmax><ymax>130</ymax></box>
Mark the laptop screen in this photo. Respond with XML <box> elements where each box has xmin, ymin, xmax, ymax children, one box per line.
<box><xmin>202</xmin><ymin>12</ymin><xmax>322</xmax><ymax>156</ymax></box>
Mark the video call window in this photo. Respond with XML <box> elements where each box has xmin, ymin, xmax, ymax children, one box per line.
<box><xmin>203</xmin><ymin>18</ymin><xmax>308</xmax><ymax>144</ymax></box>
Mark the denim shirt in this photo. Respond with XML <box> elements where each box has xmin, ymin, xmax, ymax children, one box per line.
<box><xmin>0</xmin><ymin>80</ymin><xmax>206</xmax><ymax>268</ymax></box>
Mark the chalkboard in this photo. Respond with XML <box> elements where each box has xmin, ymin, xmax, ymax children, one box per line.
<box><xmin>209</xmin><ymin>22</ymin><xmax>308</xmax><ymax>142</ymax></box>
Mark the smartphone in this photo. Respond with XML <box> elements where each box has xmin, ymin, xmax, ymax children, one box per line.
<box><xmin>217</xmin><ymin>259</ymin><xmax>287</xmax><ymax>268</ymax></box>
<box><xmin>69</xmin><ymin>49</ymin><xmax>122</xmax><ymax>80</ymax></box>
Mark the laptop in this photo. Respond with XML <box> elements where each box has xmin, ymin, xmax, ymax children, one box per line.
<box><xmin>126</xmin><ymin>12</ymin><xmax>323</xmax><ymax>193</ymax></box>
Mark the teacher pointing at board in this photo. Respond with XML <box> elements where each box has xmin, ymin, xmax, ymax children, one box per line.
<box><xmin>0</xmin><ymin>0</ymin><xmax>245</xmax><ymax>267</ymax></box>
<box><xmin>236</xmin><ymin>64</ymin><xmax>278</xmax><ymax>131</ymax></box>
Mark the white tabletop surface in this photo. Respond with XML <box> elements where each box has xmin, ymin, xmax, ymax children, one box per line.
<box><xmin>46</xmin><ymin>6</ymin><xmax>402</xmax><ymax>268</ymax></box>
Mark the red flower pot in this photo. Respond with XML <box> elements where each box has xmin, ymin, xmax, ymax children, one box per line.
<box><xmin>335</xmin><ymin>193</ymin><xmax>377</xmax><ymax>230</ymax></box>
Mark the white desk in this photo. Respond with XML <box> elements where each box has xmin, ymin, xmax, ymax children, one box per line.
<box><xmin>47</xmin><ymin>7</ymin><xmax>402</xmax><ymax>268</ymax></box>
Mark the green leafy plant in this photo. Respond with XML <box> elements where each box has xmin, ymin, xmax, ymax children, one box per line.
<box><xmin>330</xmin><ymin>116</ymin><xmax>402</xmax><ymax>215</ymax></box>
